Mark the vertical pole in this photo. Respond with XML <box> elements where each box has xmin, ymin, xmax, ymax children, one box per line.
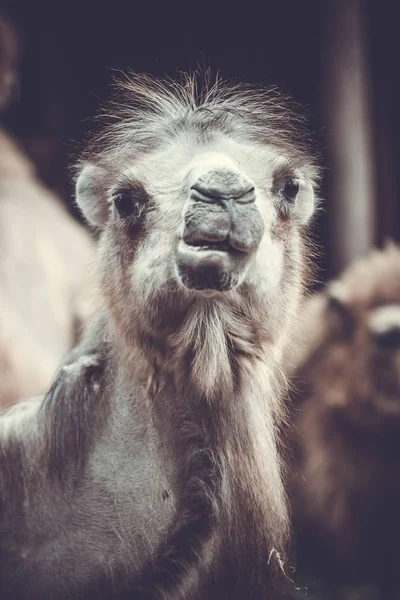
<box><xmin>322</xmin><ymin>0</ymin><xmax>375</xmax><ymax>275</ymax></box>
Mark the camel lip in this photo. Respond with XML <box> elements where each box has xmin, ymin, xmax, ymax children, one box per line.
<box><xmin>174</xmin><ymin>240</ymin><xmax>247</xmax><ymax>292</ymax></box>
<box><xmin>178</xmin><ymin>239</ymin><xmax>246</xmax><ymax>258</ymax></box>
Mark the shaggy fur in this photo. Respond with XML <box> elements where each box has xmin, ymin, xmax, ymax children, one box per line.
<box><xmin>0</xmin><ymin>72</ymin><xmax>319</xmax><ymax>599</ymax></box>
<box><xmin>289</xmin><ymin>244</ymin><xmax>400</xmax><ymax>594</ymax></box>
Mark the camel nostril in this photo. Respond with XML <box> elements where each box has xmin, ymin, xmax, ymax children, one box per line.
<box><xmin>190</xmin><ymin>167</ymin><xmax>256</xmax><ymax>204</ymax></box>
<box><xmin>190</xmin><ymin>185</ymin><xmax>224</xmax><ymax>204</ymax></box>
<box><xmin>233</xmin><ymin>187</ymin><xmax>256</xmax><ymax>204</ymax></box>
<box><xmin>190</xmin><ymin>183</ymin><xmax>256</xmax><ymax>205</ymax></box>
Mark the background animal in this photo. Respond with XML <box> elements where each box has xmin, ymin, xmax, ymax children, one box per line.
<box><xmin>0</xmin><ymin>16</ymin><xmax>95</xmax><ymax>406</ymax></box>
<box><xmin>0</xmin><ymin>73</ymin><xmax>318</xmax><ymax>599</ymax></box>
<box><xmin>288</xmin><ymin>243</ymin><xmax>400</xmax><ymax>599</ymax></box>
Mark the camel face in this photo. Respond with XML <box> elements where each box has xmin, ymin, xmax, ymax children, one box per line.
<box><xmin>76</xmin><ymin>75</ymin><xmax>318</xmax><ymax>360</ymax></box>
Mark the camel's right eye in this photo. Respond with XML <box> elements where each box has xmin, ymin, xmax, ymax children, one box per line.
<box><xmin>282</xmin><ymin>178</ymin><xmax>299</xmax><ymax>202</ymax></box>
<box><xmin>113</xmin><ymin>191</ymin><xmax>134</xmax><ymax>218</ymax></box>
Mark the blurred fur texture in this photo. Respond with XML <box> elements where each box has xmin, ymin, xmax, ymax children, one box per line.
<box><xmin>288</xmin><ymin>243</ymin><xmax>400</xmax><ymax>594</ymax></box>
<box><xmin>0</xmin><ymin>129</ymin><xmax>95</xmax><ymax>406</ymax></box>
<box><xmin>0</xmin><ymin>17</ymin><xmax>95</xmax><ymax>407</ymax></box>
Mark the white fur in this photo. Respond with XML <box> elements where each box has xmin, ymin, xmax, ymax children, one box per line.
<box><xmin>76</xmin><ymin>164</ymin><xmax>110</xmax><ymax>228</ymax></box>
<box><xmin>0</xmin><ymin>396</ymin><xmax>42</xmax><ymax>444</ymax></box>
<box><xmin>62</xmin><ymin>353</ymin><xmax>100</xmax><ymax>374</ymax></box>
<box><xmin>295</xmin><ymin>178</ymin><xmax>315</xmax><ymax>224</ymax></box>
<box><xmin>328</xmin><ymin>281</ymin><xmax>350</xmax><ymax>305</ymax></box>
<box><xmin>369</xmin><ymin>304</ymin><xmax>400</xmax><ymax>335</ymax></box>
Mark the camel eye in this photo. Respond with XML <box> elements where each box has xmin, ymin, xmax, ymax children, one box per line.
<box><xmin>113</xmin><ymin>191</ymin><xmax>134</xmax><ymax>218</ymax></box>
<box><xmin>283</xmin><ymin>178</ymin><xmax>299</xmax><ymax>202</ymax></box>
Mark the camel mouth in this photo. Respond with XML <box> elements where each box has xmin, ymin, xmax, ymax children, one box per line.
<box><xmin>183</xmin><ymin>239</ymin><xmax>245</xmax><ymax>256</ymax></box>
<box><xmin>174</xmin><ymin>240</ymin><xmax>249</xmax><ymax>292</ymax></box>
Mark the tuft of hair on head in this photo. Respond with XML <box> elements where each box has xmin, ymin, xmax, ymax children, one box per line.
<box><xmin>77</xmin><ymin>68</ymin><xmax>319</xmax><ymax>164</ymax></box>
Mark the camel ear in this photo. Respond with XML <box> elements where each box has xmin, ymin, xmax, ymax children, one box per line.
<box><xmin>75</xmin><ymin>163</ymin><xmax>109</xmax><ymax>228</ymax></box>
<box><xmin>295</xmin><ymin>179</ymin><xmax>316</xmax><ymax>225</ymax></box>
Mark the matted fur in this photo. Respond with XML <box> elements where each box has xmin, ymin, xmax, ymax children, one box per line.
<box><xmin>0</xmin><ymin>72</ymin><xmax>319</xmax><ymax>599</ymax></box>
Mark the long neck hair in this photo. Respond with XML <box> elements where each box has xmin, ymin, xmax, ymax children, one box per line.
<box><xmin>121</xmin><ymin>295</ymin><xmax>291</xmax><ymax>599</ymax></box>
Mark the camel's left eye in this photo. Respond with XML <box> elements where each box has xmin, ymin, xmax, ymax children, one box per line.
<box><xmin>283</xmin><ymin>178</ymin><xmax>299</xmax><ymax>202</ymax></box>
<box><xmin>113</xmin><ymin>191</ymin><xmax>134</xmax><ymax>218</ymax></box>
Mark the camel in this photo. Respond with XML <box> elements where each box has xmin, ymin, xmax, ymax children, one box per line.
<box><xmin>289</xmin><ymin>244</ymin><xmax>400</xmax><ymax>598</ymax></box>
<box><xmin>0</xmin><ymin>73</ymin><xmax>319</xmax><ymax>599</ymax></box>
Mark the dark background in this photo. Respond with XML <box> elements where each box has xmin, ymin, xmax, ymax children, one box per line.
<box><xmin>1</xmin><ymin>0</ymin><xmax>399</xmax><ymax>282</ymax></box>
